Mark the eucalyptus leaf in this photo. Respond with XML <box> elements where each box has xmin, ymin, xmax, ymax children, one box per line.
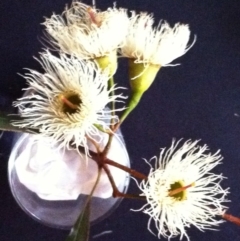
<box><xmin>0</xmin><ymin>112</ymin><xmax>38</xmax><ymax>134</ymax></box>
<box><xmin>65</xmin><ymin>200</ymin><xmax>90</xmax><ymax>241</ymax></box>
<box><xmin>65</xmin><ymin>168</ymin><xmax>102</xmax><ymax>241</ymax></box>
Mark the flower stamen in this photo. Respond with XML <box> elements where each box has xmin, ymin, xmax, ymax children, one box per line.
<box><xmin>59</xmin><ymin>94</ymin><xmax>81</xmax><ymax>114</ymax></box>
<box><xmin>87</xmin><ymin>7</ymin><xmax>102</xmax><ymax>27</ymax></box>
<box><xmin>168</xmin><ymin>181</ymin><xmax>195</xmax><ymax>200</ymax></box>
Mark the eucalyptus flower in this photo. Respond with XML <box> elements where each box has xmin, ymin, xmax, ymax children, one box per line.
<box><xmin>121</xmin><ymin>12</ymin><xmax>193</xmax><ymax>67</ymax></box>
<box><xmin>120</xmin><ymin>12</ymin><xmax>194</xmax><ymax>110</ymax></box>
<box><xmin>135</xmin><ymin>140</ymin><xmax>229</xmax><ymax>240</ymax></box>
<box><xmin>43</xmin><ymin>1</ymin><xmax>129</xmax><ymax>75</ymax></box>
<box><xmin>13</xmin><ymin>51</ymin><xmax>125</xmax><ymax>154</ymax></box>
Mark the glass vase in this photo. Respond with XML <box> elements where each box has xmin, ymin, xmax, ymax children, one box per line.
<box><xmin>8</xmin><ymin>130</ymin><xmax>130</xmax><ymax>229</ymax></box>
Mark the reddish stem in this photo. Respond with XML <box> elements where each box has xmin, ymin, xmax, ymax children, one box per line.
<box><xmin>104</xmin><ymin>158</ymin><xmax>147</xmax><ymax>180</ymax></box>
<box><xmin>222</xmin><ymin>213</ymin><xmax>240</xmax><ymax>226</ymax></box>
<box><xmin>76</xmin><ymin>145</ymin><xmax>147</xmax><ymax>180</ymax></box>
<box><xmin>102</xmin><ymin>164</ymin><xmax>145</xmax><ymax>200</ymax></box>
<box><xmin>90</xmin><ymin>146</ymin><xmax>147</xmax><ymax>199</ymax></box>
<box><xmin>74</xmin><ymin>142</ymin><xmax>148</xmax><ymax>200</ymax></box>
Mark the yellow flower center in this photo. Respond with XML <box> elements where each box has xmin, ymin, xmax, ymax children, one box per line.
<box><xmin>169</xmin><ymin>181</ymin><xmax>186</xmax><ymax>200</ymax></box>
<box><xmin>57</xmin><ymin>92</ymin><xmax>81</xmax><ymax>115</ymax></box>
<box><xmin>168</xmin><ymin>181</ymin><xmax>195</xmax><ymax>201</ymax></box>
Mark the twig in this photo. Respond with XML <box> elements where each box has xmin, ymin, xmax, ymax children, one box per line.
<box><xmin>104</xmin><ymin>158</ymin><xmax>147</xmax><ymax>180</ymax></box>
<box><xmin>102</xmin><ymin>164</ymin><xmax>145</xmax><ymax>200</ymax></box>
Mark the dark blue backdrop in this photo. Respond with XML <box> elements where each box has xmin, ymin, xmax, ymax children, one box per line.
<box><xmin>1</xmin><ymin>0</ymin><xmax>240</xmax><ymax>240</ymax></box>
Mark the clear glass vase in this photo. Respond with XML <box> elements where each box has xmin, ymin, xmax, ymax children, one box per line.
<box><xmin>8</xmin><ymin>131</ymin><xmax>130</xmax><ymax>229</ymax></box>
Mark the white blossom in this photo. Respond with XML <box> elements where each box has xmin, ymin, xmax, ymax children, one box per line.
<box><xmin>13</xmin><ymin>51</ymin><xmax>125</xmax><ymax>153</ymax></box>
<box><xmin>121</xmin><ymin>12</ymin><xmax>194</xmax><ymax>66</ymax></box>
<box><xmin>43</xmin><ymin>1</ymin><xmax>129</xmax><ymax>59</ymax></box>
<box><xmin>134</xmin><ymin>139</ymin><xmax>229</xmax><ymax>240</ymax></box>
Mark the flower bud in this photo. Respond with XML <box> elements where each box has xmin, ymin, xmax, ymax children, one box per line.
<box><xmin>129</xmin><ymin>59</ymin><xmax>161</xmax><ymax>94</ymax></box>
<box><xmin>94</xmin><ymin>51</ymin><xmax>118</xmax><ymax>76</ymax></box>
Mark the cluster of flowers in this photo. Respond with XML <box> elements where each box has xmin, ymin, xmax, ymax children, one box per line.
<box><xmin>14</xmin><ymin>1</ymin><xmax>193</xmax><ymax>153</ymax></box>
<box><xmin>13</xmin><ymin>1</ymin><xmax>230</xmax><ymax>240</ymax></box>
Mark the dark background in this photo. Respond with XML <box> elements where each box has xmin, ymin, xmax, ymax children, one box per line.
<box><xmin>1</xmin><ymin>0</ymin><xmax>240</xmax><ymax>240</ymax></box>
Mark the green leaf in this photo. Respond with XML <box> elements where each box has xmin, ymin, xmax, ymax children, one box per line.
<box><xmin>65</xmin><ymin>168</ymin><xmax>102</xmax><ymax>241</ymax></box>
<box><xmin>0</xmin><ymin>112</ymin><xmax>38</xmax><ymax>134</ymax></box>
<box><xmin>65</xmin><ymin>200</ymin><xmax>90</xmax><ymax>241</ymax></box>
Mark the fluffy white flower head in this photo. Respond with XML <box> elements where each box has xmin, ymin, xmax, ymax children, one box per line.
<box><xmin>13</xmin><ymin>51</ymin><xmax>125</xmax><ymax>153</ymax></box>
<box><xmin>121</xmin><ymin>12</ymin><xmax>194</xmax><ymax>66</ymax></box>
<box><xmin>135</xmin><ymin>139</ymin><xmax>229</xmax><ymax>240</ymax></box>
<box><xmin>43</xmin><ymin>1</ymin><xmax>129</xmax><ymax>59</ymax></box>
